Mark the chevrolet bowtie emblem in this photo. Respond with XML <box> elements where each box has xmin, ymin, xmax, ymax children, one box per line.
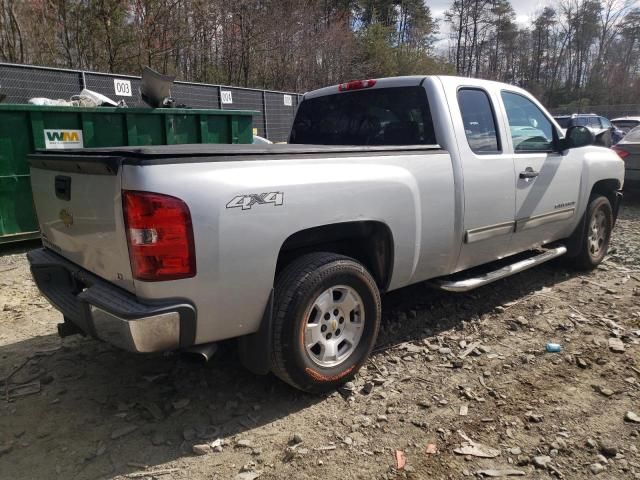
<box><xmin>59</xmin><ymin>209</ymin><xmax>73</xmax><ymax>227</ymax></box>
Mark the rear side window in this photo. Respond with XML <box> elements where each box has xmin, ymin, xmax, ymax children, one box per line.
<box><xmin>457</xmin><ymin>89</ymin><xmax>500</xmax><ymax>154</ymax></box>
<box><xmin>289</xmin><ymin>86</ymin><xmax>436</xmax><ymax>145</ymax></box>
<box><xmin>555</xmin><ymin>117</ymin><xmax>571</xmax><ymax>129</ymax></box>
<box><xmin>589</xmin><ymin>117</ymin><xmax>602</xmax><ymax>127</ymax></box>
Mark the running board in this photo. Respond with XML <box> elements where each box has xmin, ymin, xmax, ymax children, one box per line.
<box><xmin>430</xmin><ymin>246</ymin><xmax>567</xmax><ymax>292</ymax></box>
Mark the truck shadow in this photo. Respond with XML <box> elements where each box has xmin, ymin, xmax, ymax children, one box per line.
<box><xmin>378</xmin><ymin>189</ymin><xmax>640</xmax><ymax>350</ymax></box>
<box><xmin>379</xmin><ymin>261</ymin><xmax>576</xmax><ymax>351</ymax></box>
<box><xmin>0</xmin><ymin>333</ymin><xmax>322</xmax><ymax>479</ymax></box>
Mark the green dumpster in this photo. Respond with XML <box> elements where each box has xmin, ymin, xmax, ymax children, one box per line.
<box><xmin>0</xmin><ymin>104</ymin><xmax>255</xmax><ymax>244</ymax></box>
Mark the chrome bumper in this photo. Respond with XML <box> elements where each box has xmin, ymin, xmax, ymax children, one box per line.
<box><xmin>27</xmin><ymin>248</ymin><xmax>196</xmax><ymax>353</ymax></box>
<box><xmin>90</xmin><ymin>306</ymin><xmax>180</xmax><ymax>352</ymax></box>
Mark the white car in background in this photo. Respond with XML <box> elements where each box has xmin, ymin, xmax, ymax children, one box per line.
<box><xmin>611</xmin><ymin>116</ymin><xmax>640</xmax><ymax>134</ymax></box>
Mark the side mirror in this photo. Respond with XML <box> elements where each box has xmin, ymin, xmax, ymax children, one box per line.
<box><xmin>563</xmin><ymin>125</ymin><xmax>594</xmax><ymax>149</ymax></box>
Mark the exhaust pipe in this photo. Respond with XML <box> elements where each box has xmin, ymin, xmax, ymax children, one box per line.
<box><xmin>182</xmin><ymin>343</ymin><xmax>218</xmax><ymax>362</ymax></box>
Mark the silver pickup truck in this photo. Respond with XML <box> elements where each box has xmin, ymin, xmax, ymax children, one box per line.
<box><xmin>27</xmin><ymin>76</ymin><xmax>624</xmax><ymax>393</ymax></box>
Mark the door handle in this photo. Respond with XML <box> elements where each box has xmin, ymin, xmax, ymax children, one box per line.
<box><xmin>519</xmin><ymin>168</ymin><xmax>539</xmax><ymax>179</ymax></box>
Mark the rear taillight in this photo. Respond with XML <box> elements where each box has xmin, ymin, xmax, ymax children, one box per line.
<box><xmin>612</xmin><ymin>147</ymin><xmax>630</xmax><ymax>160</ymax></box>
<box><xmin>123</xmin><ymin>190</ymin><xmax>196</xmax><ymax>281</ymax></box>
<box><xmin>338</xmin><ymin>79</ymin><xmax>377</xmax><ymax>91</ymax></box>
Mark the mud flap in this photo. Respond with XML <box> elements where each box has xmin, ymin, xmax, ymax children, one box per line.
<box><xmin>564</xmin><ymin>209</ymin><xmax>587</xmax><ymax>258</ymax></box>
<box><xmin>238</xmin><ymin>289</ymin><xmax>274</xmax><ymax>375</ymax></box>
<box><xmin>612</xmin><ymin>191</ymin><xmax>623</xmax><ymax>226</ymax></box>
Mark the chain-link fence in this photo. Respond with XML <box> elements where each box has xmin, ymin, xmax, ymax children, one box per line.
<box><xmin>0</xmin><ymin>63</ymin><xmax>303</xmax><ymax>143</ymax></box>
<box><xmin>550</xmin><ymin>104</ymin><xmax>640</xmax><ymax>120</ymax></box>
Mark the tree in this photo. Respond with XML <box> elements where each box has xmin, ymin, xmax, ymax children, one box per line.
<box><xmin>0</xmin><ymin>0</ymin><xmax>637</xmax><ymax>109</ymax></box>
<box><xmin>0</xmin><ymin>0</ymin><xmax>24</xmax><ymax>63</ymax></box>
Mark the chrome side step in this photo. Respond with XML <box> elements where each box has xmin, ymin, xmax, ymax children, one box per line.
<box><xmin>430</xmin><ymin>246</ymin><xmax>567</xmax><ymax>292</ymax></box>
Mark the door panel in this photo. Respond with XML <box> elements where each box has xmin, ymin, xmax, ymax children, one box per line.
<box><xmin>499</xmin><ymin>91</ymin><xmax>581</xmax><ymax>250</ymax></box>
<box><xmin>443</xmin><ymin>83</ymin><xmax>516</xmax><ymax>271</ymax></box>
<box><xmin>512</xmin><ymin>151</ymin><xmax>580</xmax><ymax>247</ymax></box>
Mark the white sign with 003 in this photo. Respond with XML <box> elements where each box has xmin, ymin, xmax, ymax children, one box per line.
<box><xmin>220</xmin><ymin>90</ymin><xmax>233</xmax><ymax>104</ymax></box>
<box><xmin>283</xmin><ymin>94</ymin><xmax>292</xmax><ymax>106</ymax></box>
<box><xmin>113</xmin><ymin>79</ymin><xmax>132</xmax><ymax>97</ymax></box>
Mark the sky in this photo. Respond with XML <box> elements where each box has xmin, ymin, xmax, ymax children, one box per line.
<box><xmin>429</xmin><ymin>0</ymin><xmax>550</xmax><ymax>24</ymax></box>
<box><xmin>430</xmin><ymin>0</ymin><xmax>552</xmax><ymax>52</ymax></box>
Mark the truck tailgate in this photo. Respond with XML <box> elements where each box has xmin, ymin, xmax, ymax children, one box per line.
<box><xmin>29</xmin><ymin>157</ymin><xmax>134</xmax><ymax>291</ymax></box>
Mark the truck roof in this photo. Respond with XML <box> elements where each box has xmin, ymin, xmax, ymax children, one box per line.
<box><xmin>302</xmin><ymin>75</ymin><xmax>530</xmax><ymax>100</ymax></box>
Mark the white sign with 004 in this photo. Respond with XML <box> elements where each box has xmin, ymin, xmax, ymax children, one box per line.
<box><xmin>220</xmin><ymin>90</ymin><xmax>233</xmax><ymax>104</ymax></box>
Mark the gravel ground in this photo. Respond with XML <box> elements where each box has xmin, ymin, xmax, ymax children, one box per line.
<box><xmin>1</xmin><ymin>192</ymin><xmax>639</xmax><ymax>480</ymax></box>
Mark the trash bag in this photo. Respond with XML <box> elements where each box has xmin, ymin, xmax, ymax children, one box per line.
<box><xmin>72</xmin><ymin>89</ymin><xmax>118</xmax><ymax>107</ymax></box>
<box><xmin>28</xmin><ymin>88</ymin><xmax>121</xmax><ymax>108</ymax></box>
<box><xmin>28</xmin><ymin>97</ymin><xmax>76</xmax><ymax>106</ymax></box>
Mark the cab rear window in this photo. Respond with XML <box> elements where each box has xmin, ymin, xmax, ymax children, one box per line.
<box><xmin>289</xmin><ymin>86</ymin><xmax>436</xmax><ymax>145</ymax></box>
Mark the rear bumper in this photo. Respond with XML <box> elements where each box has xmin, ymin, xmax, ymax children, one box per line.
<box><xmin>27</xmin><ymin>248</ymin><xmax>196</xmax><ymax>353</ymax></box>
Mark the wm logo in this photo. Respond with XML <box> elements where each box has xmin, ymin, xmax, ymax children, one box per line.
<box><xmin>46</xmin><ymin>131</ymin><xmax>80</xmax><ymax>142</ymax></box>
<box><xmin>44</xmin><ymin>129</ymin><xmax>84</xmax><ymax>149</ymax></box>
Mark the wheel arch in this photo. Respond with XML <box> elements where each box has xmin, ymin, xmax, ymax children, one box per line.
<box><xmin>590</xmin><ymin>178</ymin><xmax>621</xmax><ymax>209</ymax></box>
<box><xmin>275</xmin><ymin>220</ymin><xmax>395</xmax><ymax>292</ymax></box>
<box><xmin>566</xmin><ymin>178</ymin><xmax>621</xmax><ymax>258</ymax></box>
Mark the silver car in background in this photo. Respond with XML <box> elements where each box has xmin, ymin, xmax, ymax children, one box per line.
<box><xmin>614</xmin><ymin>125</ymin><xmax>640</xmax><ymax>188</ymax></box>
<box><xmin>612</xmin><ymin>116</ymin><xmax>640</xmax><ymax>135</ymax></box>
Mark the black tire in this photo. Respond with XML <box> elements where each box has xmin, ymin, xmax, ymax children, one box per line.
<box><xmin>271</xmin><ymin>252</ymin><xmax>381</xmax><ymax>393</ymax></box>
<box><xmin>566</xmin><ymin>195</ymin><xmax>613</xmax><ymax>270</ymax></box>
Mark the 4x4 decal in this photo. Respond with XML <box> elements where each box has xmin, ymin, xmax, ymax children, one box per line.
<box><xmin>226</xmin><ymin>192</ymin><xmax>284</xmax><ymax>210</ymax></box>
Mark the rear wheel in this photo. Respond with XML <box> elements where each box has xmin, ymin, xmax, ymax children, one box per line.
<box><xmin>566</xmin><ymin>195</ymin><xmax>613</xmax><ymax>270</ymax></box>
<box><xmin>271</xmin><ymin>252</ymin><xmax>381</xmax><ymax>393</ymax></box>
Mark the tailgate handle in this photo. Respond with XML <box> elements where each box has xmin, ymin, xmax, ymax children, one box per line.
<box><xmin>55</xmin><ymin>176</ymin><xmax>71</xmax><ymax>201</ymax></box>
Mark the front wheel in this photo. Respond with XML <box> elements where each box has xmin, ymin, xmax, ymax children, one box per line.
<box><xmin>271</xmin><ymin>253</ymin><xmax>381</xmax><ymax>393</ymax></box>
<box><xmin>566</xmin><ymin>195</ymin><xmax>613</xmax><ymax>270</ymax></box>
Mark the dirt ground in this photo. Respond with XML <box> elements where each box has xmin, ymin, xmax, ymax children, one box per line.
<box><xmin>1</xmin><ymin>193</ymin><xmax>639</xmax><ymax>480</ymax></box>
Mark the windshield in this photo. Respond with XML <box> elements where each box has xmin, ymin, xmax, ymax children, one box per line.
<box><xmin>290</xmin><ymin>86</ymin><xmax>436</xmax><ymax>145</ymax></box>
